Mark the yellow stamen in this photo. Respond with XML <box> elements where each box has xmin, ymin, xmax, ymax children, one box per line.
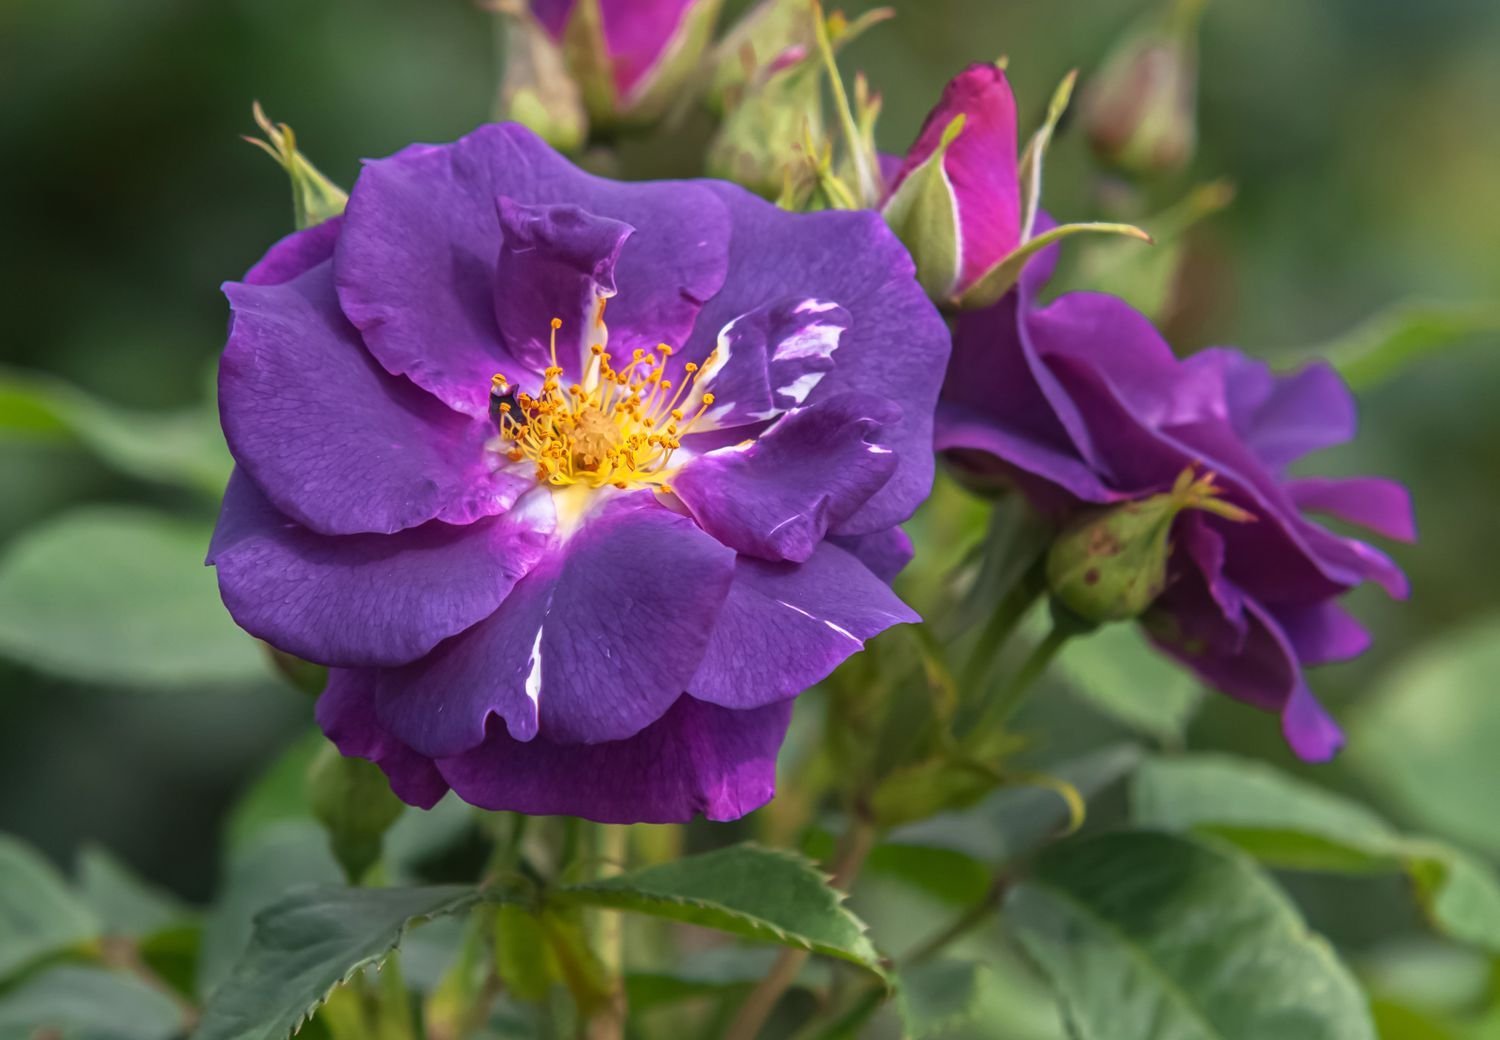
<box><xmin>489</xmin><ymin>319</ymin><xmax>718</xmax><ymax>491</ymax></box>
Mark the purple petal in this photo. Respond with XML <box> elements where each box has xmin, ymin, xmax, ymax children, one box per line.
<box><xmin>494</xmin><ymin>199</ymin><xmax>632</xmax><ymax>376</ymax></box>
<box><xmin>689</xmin><ymin>542</ymin><xmax>918</xmax><ymax>709</ymax></box>
<box><xmin>335</xmin><ymin>124</ymin><xmax>729</xmax><ymax>418</ymax></box>
<box><xmin>1151</xmin><ymin>583</ymin><xmax>1346</xmax><ymax>761</ymax></box>
<box><xmin>599</xmin><ymin>0</ymin><xmax>701</xmax><ymax>99</ymax></box>
<box><xmin>829</xmin><ymin>526</ymin><xmax>915</xmax><ymax>584</ymax></box>
<box><xmin>244</xmin><ymin>218</ymin><xmax>342</xmax><ymax>286</ymax></box>
<box><xmin>888</xmin><ymin>63</ymin><xmax>1021</xmax><ymax>293</ymax></box>
<box><xmin>376</xmin><ymin>494</ymin><xmax>735</xmax><ymax>756</ymax></box>
<box><xmin>219</xmin><ymin>262</ymin><xmax>526</xmax><ymax>536</ymax></box>
<box><xmin>673</xmin><ymin>393</ymin><xmax>899</xmax><ymax>562</ymax></box>
<box><xmin>532</xmin><ymin>0</ymin><xmax>574</xmax><ymax>39</ymax></box>
<box><xmin>208</xmin><ymin>469</ymin><xmax>548</xmax><ymax>668</ymax></box>
<box><xmin>681</xmin><ymin>184</ymin><xmax>948</xmax><ymax>534</ymax></box>
<box><xmin>317</xmin><ymin>669</ymin><xmax>449</xmax><ymax>809</ymax></box>
<box><xmin>1193</xmin><ymin>350</ymin><xmax>1357</xmax><ymax>470</ymax></box>
<box><xmin>688</xmin><ymin>297</ymin><xmax>851</xmax><ymax>431</ymax></box>
<box><xmin>1282</xmin><ymin>682</ymin><xmax>1345</xmax><ymax>762</ymax></box>
<box><xmin>437</xmin><ymin>695</ymin><xmax>792</xmax><ymax>824</ymax></box>
<box><xmin>1288</xmin><ymin>477</ymin><xmax>1417</xmax><ymax>543</ymax></box>
<box><xmin>1273</xmin><ymin>601</ymin><xmax>1371</xmax><ymax>667</ymax></box>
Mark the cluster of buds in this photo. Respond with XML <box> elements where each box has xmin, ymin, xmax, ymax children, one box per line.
<box><xmin>485</xmin><ymin>0</ymin><xmax>724</xmax><ymax>144</ymax></box>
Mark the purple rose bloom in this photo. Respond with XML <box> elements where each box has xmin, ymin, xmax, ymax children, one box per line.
<box><xmin>208</xmin><ymin>123</ymin><xmax>946</xmax><ymax>822</ymax></box>
<box><xmin>935</xmin><ymin>242</ymin><xmax>1414</xmax><ymax>760</ymax></box>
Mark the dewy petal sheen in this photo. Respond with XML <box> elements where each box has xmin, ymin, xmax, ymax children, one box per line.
<box><xmin>212</xmin><ymin>123</ymin><xmax>947</xmax><ymax>823</ymax></box>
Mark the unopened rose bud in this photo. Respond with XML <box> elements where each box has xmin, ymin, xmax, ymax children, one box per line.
<box><xmin>244</xmin><ymin>103</ymin><xmax>346</xmax><ymax>230</ymax></box>
<box><xmin>707</xmin><ymin>0</ymin><xmax>819</xmax><ymax>114</ymax></box>
<box><xmin>308</xmin><ymin>744</ymin><xmax>405</xmax><ymax>883</ymax></box>
<box><xmin>1082</xmin><ymin>0</ymin><xmax>1205</xmax><ymax>177</ymax></box>
<box><xmin>706</xmin><ymin>43</ymin><xmax>823</xmax><ymax>198</ymax></box>
<box><xmin>490</xmin><ymin>0</ymin><xmax>588</xmax><ymax>152</ymax></box>
<box><xmin>1047</xmin><ymin>466</ymin><xmax>1253</xmax><ymax>625</ymax></box>
<box><xmin>534</xmin><ymin>0</ymin><xmax>723</xmax><ymax>131</ymax></box>
<box><xmin>882</xmin><ymin>62</ymin><xmax>1020</xmax><ymax>301</ymax></box>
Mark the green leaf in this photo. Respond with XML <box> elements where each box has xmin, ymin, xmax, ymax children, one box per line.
<box><xmin>625</xmin><ymin>946</ymin><xmax>831</xmax><ymax>1012</ymax></box>
<box><xmin>555</xmin><ymin>843</ymin><xmax>882</xmax><ymax>975</ymax></box>
<box><xmin>0</xmin><ymin>964</ymin><xmax>186</xmax><ymax>1040</ymax></box>
<box><xmin>1296</xmin><ymin>300</ymin><xmax>1500</xmax><ymax>392</ymax></box>
<box><xmin>77</xmin><ymin>845</ymin><xmax>191</xmax><ymax>939</ymax></box>
<box><xmin>0</xmin><ymin>366</ymin><xmax>229</xmax><ymax>497</ymax></box>
<box><xmin>896</xmin><ymin>959</ymin><xmax>991</xmax><ymax>1039</ymax></box>
<box><xmin>956</xmin><ymin>221</ymin><xmax>1152</xmax><ymax>311</ymax></box>
<box><xmin>193</xmin><ymin>885</ymin><xmax>481</xmax><ymax>1040</ymax></box>
<box><xmin>886</xmin><ymin>743</ymin><xmax>1143</xmax><ymax>866</ymax></box>
<box><xmin>1347</xmin><ymin>619</ymin><xmax>1500</xmax><ymax>858</ymax></box>
<box><xmin>197</xmin><ymin>822</ymin><xmax>343</xmax><ymax>999</ymax></box>
<box><xmin>0</xmin><ymin>834</ymin><xmax>99</xmax><ymax>981</ymax></box>
<box><xmin>879</xmin><ymin>113</ymin><xmax>963</xmax><ymax>299</ymax></box>
<box><xmin>1008</xmin><ymin>830</ymin><xmax>1375</xmax><ymax>1040</ymax></box>
<box><xmin>1053</xmin><ymin>624</ymin><xmax>1201</xmax><ymax>742</ymax></box>
<box><xmin>224</xmin><ymin>732</ymin><xmax>325</xmax><ymax>852</ymax></box>
<box><xmin>0</xmin><ymin>507</ymin><xmax>270</xmax><ymax>688</ymax></box>
<box><xmin>1132</xmin><ymin>753</ymin><xmax>1500</xmax><ymax>956</ymax></box>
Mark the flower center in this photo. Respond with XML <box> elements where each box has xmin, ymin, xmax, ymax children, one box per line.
<box><xmin>491</xmin><ymin>317</ymin><xmax>718</xmax><ymax>492</ymax></box>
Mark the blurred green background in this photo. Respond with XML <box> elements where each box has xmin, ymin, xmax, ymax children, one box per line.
<box><xmin>0</xmin><ymin>0</ymin><xmax>1497</xmax><ymax>1022</ymax></box>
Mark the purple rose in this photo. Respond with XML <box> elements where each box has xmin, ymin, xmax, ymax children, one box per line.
<box><xmin>935</xmin><ymin>242</ymin><xmax>1414</xmax><ymax>760</ymax></box>
<box><xmin>208</xmin><ymin>123</ymin><xmax>947</xmax><ymax>823</ymax></box>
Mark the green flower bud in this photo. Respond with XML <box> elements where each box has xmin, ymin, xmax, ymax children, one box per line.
<box><xmin>1047</xmin><ymin>466</ymin><xmax>1253</xmax><ymax>625</ymax></box>
<box><xmin>707</xmin><ymin>0</ymin><xmax>820</xmax><ymax>115</ymax></box>
<box><xmin>244</xmin><ymin>103</ymin><xmax>347</xmax><ymax>231</ymax></box>
<box><xmin>490</xmin><ymin>0</ymin><xmax>588</xmax><ymax>153</ymax></box>
<box><xmin>706</xmin><ymin>44</ymin><xmax>824</xmax><ymax>199</ymax></box>
<box><xmin>307</xmin><ymin>744</ymin><xmax>405</xmax><ymax>883</ymax></box>
<box><xmin>1082</xmin><ymin>0</ymin><xmax>1205</xmax><ymax>177</ymax></box>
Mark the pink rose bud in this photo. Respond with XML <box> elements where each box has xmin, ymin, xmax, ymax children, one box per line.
<box><xmin>882</xmin><ymin>62</ymin><xmax>1021</xmax><ymax>301</ymax></box>
<box><xmin>532</xmin><ymin>0</ymin><xmax>723</xmax><ymax>130</ymax></box>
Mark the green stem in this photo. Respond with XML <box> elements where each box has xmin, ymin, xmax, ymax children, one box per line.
<box><xmin>966</xmin><ymin>621</ymin><xmax>1074</xmax><ymax>746</ymax></box>
<box><xmin>902</xmin><ymin>874</ymin><xmax>1010</xmax><ymax>966</ymax></box>
<box><xmin>958</xmin><ymin>556</ymin><xmax>1048</xmax><ymax>696</ymax></box>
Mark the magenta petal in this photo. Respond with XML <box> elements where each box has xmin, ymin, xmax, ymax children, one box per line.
<box><xmin>494</xmin><ymin>199</ymin><xmax>633</xmax><ymax>375</ymax></box>
<box><xmin>1288</xmin><ymin>476</ymin><xmax>1417</xmax><ymax>543</ymax></box>
<box><xmin>208</xmin><ymin>469</ymin><xmax>548</xmax><ymax>668</ymax></box>
<box><xmin>599</xmin><ymin>0</ymin><xmax>701</xmax><ymax>99</ymax></box>
<box><xmin>219</xmin><ymin>261</ymin><xmax>525</xmax><ymax>536</ymax></box>
<box><xmin>336</xmin><ymin>124</ymin><xmax>729</xmax><ymax>418</ymax></box>
<box><xmin>532</xmin><ymin>0</ymin><xmax>574</xmax><ymax>38</ymax></box>
<box><xmin>888</xmin><ymin>63</ymin><xmax>1021</xmax><ymax>292</ymax></box>
<box><xmin>689</xmin><ymin>543</ymin><xmax>918</xmax><ymax>709</ymax></box>
<box><xmin>317</xmin><ymin>670</ymin><xmax>449</xmax><ymax>809</ymax></box>
<box><xmin>377</xmin><ymin>495</ymin><xmax>735</xmax><ymax>756</ymax></box>
<box><xmin>674</xmin><ymin>393</ymin><xmax>899</xmax><ymax>563</ymax></box>
<box><xmin>437</xmin><ymin>695</ymin><xmax>792</xmax><ymax>824</ymax></box>
<box><xmin>244</xmin><ymin>218</ymin><xmax>342</xmax><ymax>287</ymax></box>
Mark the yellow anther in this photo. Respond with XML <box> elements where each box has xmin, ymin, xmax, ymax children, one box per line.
<box><xmin>550</xmin><ymin>317</ymin><xmax>563</xmax><ymax>330</ymax></box>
